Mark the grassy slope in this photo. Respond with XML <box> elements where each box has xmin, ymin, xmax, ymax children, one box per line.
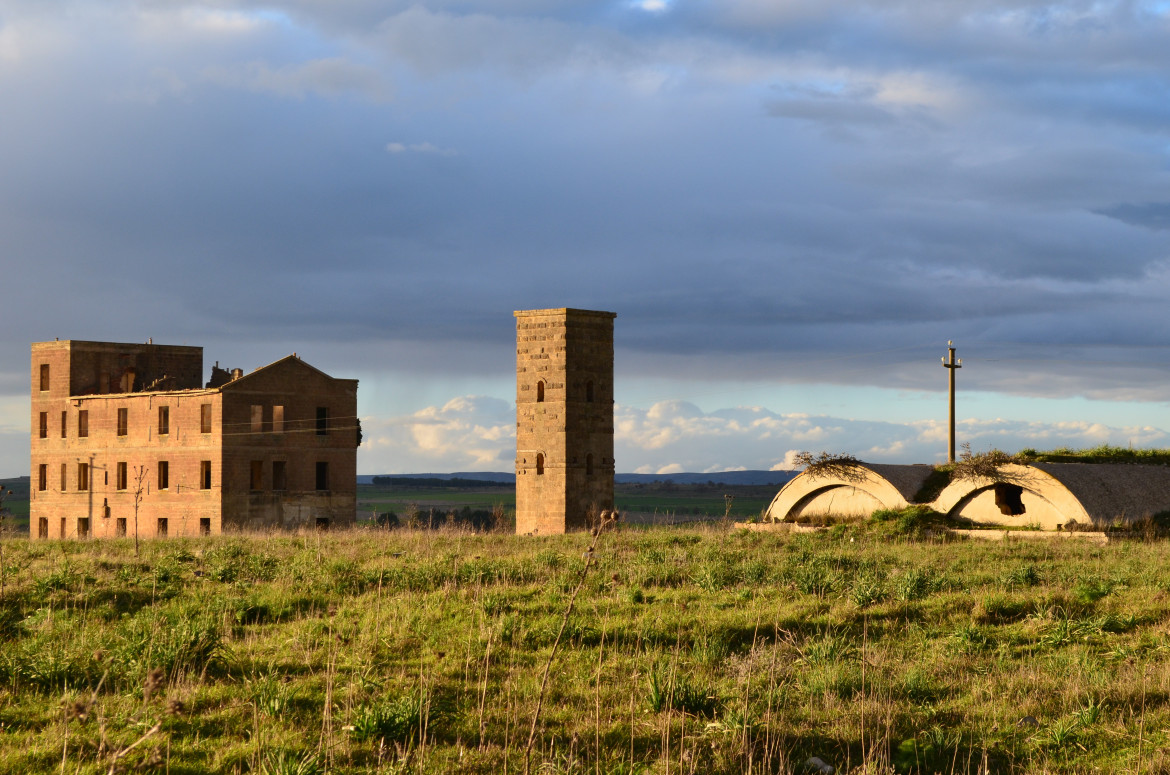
<box><xmin>0</xmin><ymin>525</ymin><xmax>1167</xmax><ymax>774</ymax></box>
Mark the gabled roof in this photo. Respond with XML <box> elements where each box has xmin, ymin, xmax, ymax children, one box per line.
<box><xmin>219</xmin><ymin>355</ymin><xmax>352</xmax><ymax>390</ymax></box>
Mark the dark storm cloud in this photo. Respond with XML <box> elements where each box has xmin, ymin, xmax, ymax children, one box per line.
<box><xmin>2</xmin><ymin>0</ymin><xmax>1170</xmax><ymax>439</ymax></box>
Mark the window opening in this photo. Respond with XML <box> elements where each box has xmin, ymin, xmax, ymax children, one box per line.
<box><xmin>157</xmin><ymin>518</ymin><xmax>168</xmax><ymax>537</ymax></box>
<box><xmin>251</xmin><ymin>405</ymin><xmax>263</xmax><ymax>433</ymax></box>
<box><xmin>117</xmin><ymin>408</ymin><xmax>128</xmax><ymax>436</ymax></box>
<box><xmin>78</xmin><ymin>463</ymin><xmax>89</xmax><ymax>491</ymax></box>
<box><xmin>272</xmin><ymin>461</ymin><xmax>287</xmax><ymax>491</ymax></box>
<box><xmin>78</xmin><ymin>410</ymin><xmax>88</xmax><ymax>438</ymax></box>
<box><xmin>158</xmin><ymin>461</ymin><xmax>169</xmax><ymax>490</ymax></box>
<box><xmin>316</xmin><ymin>407</ymin><xmax>329</xmax><ymax>435</ymax></box>
<box><xmin>77</xmin><ymin>518</ymin><xmax>89</xmax><ymax>539</ymax></box>
<box><xmin>61</xmin><ymin>410</ymin><xmax>67</xmax><ymax>438</ymax></box>
<box><xmin>200</xmin><ymin>461</ymin><xmax>212</xmax><ymax>490</ymax></box>
<box><xmin>38</xmin><ymin>464</ymin><xmax>47</xmax><ymax>491</ymax></box>
<box><xmin>158</xmin><ymin>406</ymin><xmax>169</xmax><ymax>435</ymax></box>
<box><xmin>536</xmin><ymin>381</ymin><xmax>545</xmax><ymax>402</ymax></box>
<box><xmin>993</xmin><ymin>483</ymin><xmax>1026</xmax><ymax>516</ymax></box>
<box><xmin>316</xmin><ymin>461</ymin><xmax>330</xmax><ymax>491</ymax></box>
<box><xmin>586</xmin><ymin>453</ymin><xmax>594</xmax><ymax>476</ymax></box>
<box><xmin>200</xmin><ymin>404</ymin><xmax>212</xmax><ymax>434</ymax></box>
<box><xmin>536</xmin><ymin>453</ymin><xmax>545</xmax><ymax>476</ymax></box>
<box><xmin>59</xmin><ymin>464</ymin><xmax>67</xmax><ymax>491</ymax></box>
<box><xmin>38</xmin><ymin>518</ymin><xmax>48</xmax><ymax>539</ymax></box>
<box><xmin>316</xmin><ymin>517</ymin><xmax>330</xmax><ymax>531</ymax></box>
<box><xmin>199</xmin><ymin>518</ymin><xmax>211</xmax><ymax>536</ymax></box>
<box><xmin>39</xmin><ymin>364</ymin><xmax>50</xmax><ymax>391</ymax></box>
<box><xmin>116</xmin><ymin>462</ymin><xmax>127</xmax><ymax>491</ymax></box>
<box><xmin>115</xmin><ymin>518</ymin><xmax>126</xmax><ymax>537</ymax></box>
<box><xmin>38</xmin><ymin>412</ymin><xmax>47</xmax><ymax>439</ymax></box>
<box><xmin>272</xmin><ymin>405</ymin><xmax>284</xmax><ymax>433</ymax></box>
<box><xmin>586</xmin><ymin>380</ymin><xmax>594</xmax><ymax>403</ymax></box>
<box><xmin>251</xmin><ymin>460</ymin><xmax>263</xmax><ymax>490</ymax></box>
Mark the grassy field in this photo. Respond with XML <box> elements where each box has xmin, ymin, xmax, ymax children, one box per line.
<box><xmin>0</xmin><ymin>517</ymin><xmax>1167</xmax><ymax>773</ymax></box>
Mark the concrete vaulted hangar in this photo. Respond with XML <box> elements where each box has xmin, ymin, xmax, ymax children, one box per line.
<box><xmin>766</xmin><ymin>462</ymin><xmax>1170</xmax><ymax>529</ymax></box>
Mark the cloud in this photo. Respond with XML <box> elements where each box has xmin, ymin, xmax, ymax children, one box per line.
<box><xmin>203</xmin><ymin>58</ymin><xmax>391</xmax><ymax>100</ymax></box>
<box><xmin>386</xmin><ymin>141</ymin><xmax>458</xmax><ymax>156</ymax></box>
<box><xmin>360</xmin><ymin>396</ymin><xmax>515</xmax><ymax>473</ymax></box>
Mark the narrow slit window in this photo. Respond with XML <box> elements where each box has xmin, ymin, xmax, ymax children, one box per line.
<box><xmin>116</xmin><ymin>462</ymin><xmax>127</xmax><ymax>491</ymax></box>
<box><xmin>38</xmin><ymin>464</ymin><xmax>47</xmax><ymax>491</ymax></box>
<box><xmin>115</xmin><ymin>518</ymin><xmax>126</xmax><ymax>537</ymax></box>
<box><xmin>200</xmin><ymin>461</ymin><xmax>212</xmax><ymax>490</ymax></box>
<box><xmin>78</xmin><ymin>462</ymin><xmax>89</xmax><ymax>492</ymax></box>
<box><xmin>59</xmin><ymin>463</ymin><xmax>67</xmax><ymax>491</ymax></box>
<box><xmin>158</xmin><ymin>406</ymin><xmax>169</xmax><ymax>435</ymax></box>
<box><xmin>200</xmin><ymin>403</ymin><xmax>212</xmax><ymax>434</ymax></box>
<box><xmin>536</xmin><ymin>453</ymin><xmax>545</xmax><ymax>476</ymax></box>
<box><xmin>272</xmin><ymin>405</ymin><xmax>284</xmax><ymax>434</ymax></box>
<box><xmin>158</xmin><ymin>461</ymin><xmax>169</xmax><ymax>490</ymax></box>
<box><xmin>38</xmin><ymin>518</ymin><xmax>48</xmax><ymax>539</ymax></box>
<box><xmin>38</xmin><ymin>412</ymin><xmax>47</xmax><ymax>439</ymax></box>
<box><xmin>78</xmin><ymin>410</ymin><xmax>88</xmax><ymax>438</ymax></box>
<box><xmin>117</xmin><ymin>407</ymin><xmax>128</xmax><ymax>436</ymax></box>
<box><xmin>272</xmin><ymin>461</ymin><xmax>287</xmax><ymax>491</ymax></box>
<box><xmin>157</xmin><ymin>518</ymin><xmax>168</xmax><ymax>537</ymax></box>
<box><xmin>39</xmin><ymin>364</ymin><xmax>50</xmax><ymax>391</ymax></box>
<box><xmin>316</xmin><ymin>461</ymin><xmax>330</xmax><ymax>491</ymax></box>
<box><xmin>61</xmin><ymin>410</ymin><xmax>67</xmax><ymax>438</ymax></box>
<box><xmin>77</xmin><ymin>518</ymin><xmax>89</xmax><ymax>539</ymax></box>
<box><xmin>250</xmin><ymin>460</ymin><xmax>263</xmax><ymax>490</ymax></box>
<box><xmin>251</xmin><ymin>405</ymin><xmax>263</xmax><ymax>433</ymax></box>
<box><xmin>316</xmin><ymin>407</ymin><xmax>329</xmax><ymax>435</ymax></box>
<box><xmin>536</xmin><ymin>381</ymin><xmax>545</xmax><ymax>403</ymax></box>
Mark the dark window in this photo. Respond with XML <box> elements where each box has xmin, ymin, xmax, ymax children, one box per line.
<box><xmin>273</xmin><ymin>405</ymin><xmax>284</xmax><ymax>433</ymax></box>
<box><xmin>586</xmin><ymin>381</ymin><xmax>594</xmax><ymax>403</ymax></box>
<box><xmin>157</xmin><ymin>518</ymin><xmax>168</xmax><ymax>537</ymax></box>
<box><xmin>250</xmin><ymin>460</ymin><xmax>263</xmax><ymax>490</ymax></box>
<box><xmin>158</xmin><ymin>406</ymin><xmax>169</xmax><ymax>435</ymax></box>
<box><xmin>586</xmin><ymin>453</ymin><xmax>594</xmax><ymax>476</ymax></box>
<box><xmin>115</xmin><ymin>518</ymin><xmax>126</xmax><ymax>537</ymax></box>
<box><xmin>158</xmin><ymin>461</ymin><xmax>169</xmax><ymax>490</ymax></box>
<box><xmin>199</xmin><ymin>518</ymin><xmax>211</xmax><ymax>536</ymax></box>
<box><xmin>39</xmin><ymin>364</ymin><xmax>50</xmax><ymax>391</ymax></box>
<box><xmin>38</xmin><ymin>412</ymin><xmax>47</xmax><ymax>439</ymax></box>
<box><xmin>251</xmin><ymin>405</ymin><xmax>263</xmax><ymax>433</ymax></box>
<box><xmin>38</xmin><ymin>464</ymin><xmax>47</xmax><ymax>491</ymax></box>
<box><xmin>78</xmin><ymin>410</ymin><xmax>88</xmax><ymax>438</ymax></box>
<box><xmin>316</xmin><ymin>461</ymin><xmax>329</xmax><ymax>491</ymax></box>
<box><xmin>38</xmin><ymin>518</ymin><xmax>48</xmax><ymax>539</ymax></box>
<box><xmin>61</xmin><ymin>411</ymin><xmax>67</xmax><ymax>438</ymax></box>
<box><xmin>536</xmin><ymin>381</ymin><xmax>545</xmax><ymax>402</ymax></box>
<box><xmin>116</xmin><ymin>462</ymin><xmax>127</xmax><ymax>491</ymax></box>
<box><xmin>59</xmin><ymin>463</ymin><xmax>67</xmax><ymax>491</ymax></box>
<box><xmin>200</xmin><ymin>403</ymin><xmax>212</xmax><ymax>434</ymax></box>
<box><xmin>59</xmin><ymin>517</ymin><xmax>66</xmax><ymax>538</ymax></box>
<box><xmin>77</xmin><ymin>518</ymin><xmax>89</xmax><ymax>539</ymax></box>
<box><xmin>117</xmin><ymin>408</ymin><xmax>128</xmax><ymax>436</ymax></box>
<box><xmin>200</xmin><ymin>461</ymin><xmax>212</xmax><ymax>490</ymax></box>
<box><xmin>316</xmin><ymin>517</ymin><xmax>330</xmax><ymax>531</ymax></box>
<box><xmin>78</xmin><ymin>463</ymin><xmax>89</xmax><ymax>491</ymax></box>
<box><xmin>316</xmin><ymin>407</ymin><xmax>329</xmax><ymax>435</ymax></box>
<box><xmin>994</xmin><ymin>484</ymin><xmax>1026</xmax><ymax>516</ymax></box>
<box><xmin>272</xmin><ymin>461</ymin><xmax>287</xmax><ymax>490</ymax></box>
<box><xmin>536</xmin><ymin>453</ymin><xmax>545</xmax><ymax>476</ymax></box>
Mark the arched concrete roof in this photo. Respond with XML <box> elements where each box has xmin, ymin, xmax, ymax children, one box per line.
<box><xmin>765</xmin><ymin>463</ymin><xmax>934</xmax><ymax>522</ymax></box>
<box><xmin>932</xmin><ymin>464</ymin><xmax>1089</xmax><ymax>529</ymax></box>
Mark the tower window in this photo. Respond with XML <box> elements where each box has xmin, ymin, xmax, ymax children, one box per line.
<box><xmin>38</xmin><ymin>464</ymin><xmax>47</xmax><ymax>491</ymax></box>
<box><xmin>38</xmin><ymin>412</ymin><xmax>47</xmax><ymax>439</ymax></box>
<box><xmin>536</xmin><ymin>453</ymin><xmax>545</xmax><ymax>476</ymax></box>
<box><xmin>39</xmin><ymin>364</ymin><xmax>50</xmax><ymax>391</ymax></box>
<box><xmin>61</xmin><ymin>411</ymin><xmax>67</xmax><ymax>438</ymax></box>
<box><xmin>316</xmin><ymin>461</ymin><xmax>330</xmax><ymax>490</ymax></box>
<box><xmin>316</xmin><ymin>407</ymin><xmax>329</xmax><ymax>435</ymax></box>
<box><xmin>536</xmin><ymin>381</ymin><xmax>545</xmax><ymax>402</ymax></box>
<box><xmin>117</xmin><ymin>408</ymin><xmax>128</xmax><ymax>436</ymax></box>
<box><xmin>158</xmin><ymin>406</ymin><xmax>169</xmax><ymax>435</ymax></box>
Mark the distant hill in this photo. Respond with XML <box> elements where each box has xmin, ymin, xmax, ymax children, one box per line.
<box><xmin>359</xmin><ymin>470</ymin><xmax>797</xmax><ymax>487</ymax></box>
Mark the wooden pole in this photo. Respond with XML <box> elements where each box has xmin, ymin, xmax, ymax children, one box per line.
<box><xmin>942</xmin><ymin>342</ymin><xmax>962</xmax><ymax>463</ymax></box>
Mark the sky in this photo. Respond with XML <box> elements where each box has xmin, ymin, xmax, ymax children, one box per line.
<box><xmin>2</xmin><ymin>0</ymin><xmax>1170</xmax><ymax>476</ymax></box>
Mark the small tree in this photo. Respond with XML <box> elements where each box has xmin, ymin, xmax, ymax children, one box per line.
<box><xmin>132</xmin><ymin>464</ymin><xmax>149</xmax><ymax>558</ymax></box>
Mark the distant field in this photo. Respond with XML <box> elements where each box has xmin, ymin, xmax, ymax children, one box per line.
<box><xmin>356</xmin><ymin>482</ymin><xmax>777</xmax><ymax>524</ymax></box>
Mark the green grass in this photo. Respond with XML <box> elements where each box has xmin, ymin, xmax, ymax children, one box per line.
<box><xmin>0</xmin><ymin>521</ymin><xmax>1168</xmax><ymax>773</ymax></box>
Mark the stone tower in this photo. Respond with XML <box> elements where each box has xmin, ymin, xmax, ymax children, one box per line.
<box><xmin>514</xmin><ymin>308</ymin><xmax>616</xmax><ymax>534</ymax></box>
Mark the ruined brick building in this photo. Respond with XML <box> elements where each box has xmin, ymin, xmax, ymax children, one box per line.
<box><xmin>30</xmin><ymin>340</ymin><xmax>358</xmax><ymax>539</ymax></box>
<box><xmin>514</xmin><ymin>308</ymin><xmax>616</xmax><ymax>534</ymax></box>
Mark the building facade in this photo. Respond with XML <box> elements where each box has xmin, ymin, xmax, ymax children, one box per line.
<box><xmin>514</xmin><ymin>308</ymin><xmax>616</xmax><ymax>534</ymax></box>
<box><xmin>30</xmin><ymin>340</ymin><xmax>358</xmax><ymax>539</ymax></box>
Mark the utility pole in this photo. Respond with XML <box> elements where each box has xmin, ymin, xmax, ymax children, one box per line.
<box><xmin>942</xmin><ymin>342</ymin><xmax>962</xmax><ymax>463</ymax></box>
